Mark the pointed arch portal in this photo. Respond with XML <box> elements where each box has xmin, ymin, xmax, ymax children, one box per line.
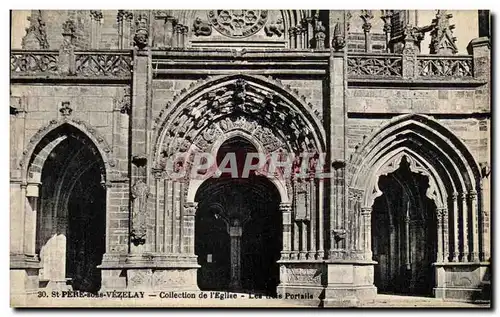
<box><xmin>349</xmin><ymin>114</ymin><xmax>484</xmax><ymax>298</ymax></box>
<box><xmin>26</xmin><ymin>123</ymin><xmax>107</xmax><ymax>292</ymax></box>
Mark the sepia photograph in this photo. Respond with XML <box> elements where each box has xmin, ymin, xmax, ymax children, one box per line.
<box><xmin>9</xmin><ymin>8</ymin><xmax>492</xmax><ymax>308</ymax></box>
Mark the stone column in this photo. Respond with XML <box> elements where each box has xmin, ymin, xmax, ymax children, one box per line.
<box><xmin>174</xmin><ymin>24</ymin><xmax>183</xmax><ymax>48</ymax></box>
<box><xmin>171</xmin><ymin>181</ymin><xmax>178</xmax><ymax>253</ymax></box>
<box><xmin>89</xmin><ymin>10</ymin><xmax>103</xmax><ymax>49</ymax></box>
<box><xmin>117</xmin><ymin>10</ymin><xmax>133</xmax><ymax>49</ymax></box>
<box><xmin>229</xmin><ymin>223</ymin><xmax>242</xmax><ymax>291</ymax></box>
<box><xmin>317</xmin><ymin>179</ymin><xmax>325</xmax><ymax>259</ymax></box>
<box><xmin>460</xmin><ymin>192</ymin><xmax>469</xmax><ymax>262</ymax></box>
<box><xmin>183</xmin><ymin>202</ymin><xmax>197</xmax><ymax>255</ymax></box>
<box><xmin>292</xmin><ymin>216</ymin><xmax>300</xmax><ymax>260</ymax></box>
<box><xmin>280</xmin><ymin>202</ymin><xmax>292</xmax><ymax>260</ymax></box>
<box><xmin>451</xmin><ymin>192</ymin><xmax>459</xmax><ymax>262</ymax></box>
<box><xmin>468</xmin><ymin>191</ymin><xmax>479</xmax><ymax>262</ymax></box>
<box><xmin>443</xmin><ymin>208</ymin><xmax>450</xmax><ymax>262</ymax></box>
<box><xmin>436</xmin><ymin>208</ymin><xmax>444</xmax><ymax>263</ymax></box>
<box><xmin>479</xmin><ymin>180</ymin><xmax>490</xmax><ymax>261</ymax></box>
<box><xmin>180</xmin><ymin>26</ymin><xmax>188</xmax><ymax>48</ymax></box>
<box><xmin>308</xmin><ymin>180</ymin><xmax>316</xmax><ymax>259</ymax></box>
<box><xmin>163</xmin><ymin>179</ymin><xmax>170</xmax><ymax>253</ymax></box>
<box><xmin>289</xmin><ymin>26</ymin><xmax>297</xmax><ymax>48</ymax></box>
<box><xmin>381</xmin><ymin>10</ymin><xmax>393</xmax><ymax>52</ymax></box>
<box><xmin>154</xmin><ymin>173</ymin><xmax>161</xmax><ymax>252</ymax></box>
<box><xmin>299</xmin><ymin>221</ymin><xmax>307</xmax><ymax>260</ymax></box>
<box><xmin>404</xmin><ymin>213</ymin><xmax>411</xmax><ymax>270</ymax></box>
<box><xmin>24</xmin><ymin>182</ymin><xmax>40</xmax><ymax>258</ymax></box>
<box><xmin>178</xmin><ymin>182</ymin><xmax>185</xmax><ymax>253</ymax></box>
<box><xmin>328</xmin><ymin>11</ymin><xmax>346</xmax><ymax>257</ymax></box>
<box><xmin>361</xmin><ymin>207</ymin><xmax>372</xmax><ymax>260</ymax></box>
<box><xmin>360</xmin><ymin>10</ymin><xmax>373</xmax><ymax>52</ymax></box>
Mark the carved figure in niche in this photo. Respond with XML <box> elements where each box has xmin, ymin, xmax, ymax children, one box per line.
<box><xmin>193</xmin><ymin>17</ymin><xmax>212</xmax><ymax>36</ymax></box>
<box><xmin>264</xmin><ymin>18</ymin><xmax>284</xmax><ymax>37</ymax></box>
<box><xmin>130</xmin><ymin>180</ymin><xmax>149</xmax><ymax>245</ymax></box>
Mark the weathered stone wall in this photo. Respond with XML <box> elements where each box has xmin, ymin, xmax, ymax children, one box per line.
<box><xmin>152</xmin><ymin>80</ymin><xmax>197</xmax><ymax>121</ymax></box>
<box><xmin>10</xmin><ymin>83</ymin><xmax>131</xmax><ymax>254</ymax></box>
<box><xmin>280</xmin><ymin>79</ymin><xmax>324</xmax><ymax>118</ymax></box>
<box><xmin>345</xmin><ymin>87</ymin><xmax>490</xmax><ymax>165</ymax></box>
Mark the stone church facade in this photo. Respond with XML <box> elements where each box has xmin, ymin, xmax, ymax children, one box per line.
<box><xmin>10</xmin><ymin>10</ymin><xmax>491</xmax><ymax>306</ymax></box>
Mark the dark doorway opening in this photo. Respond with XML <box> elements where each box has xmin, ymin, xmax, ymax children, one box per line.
<box><xmin>372</xmin><ymin>156</ymin><xmax>437</xmax><ymax>296</ymax></box>
<box><xmin>66</xmin><ymin>163</ymin><xmax>106</xmax><ymax>293</ymax></box>
<box><xmin>35</xmin><ymin>126</ymin><xmax>106</xmax><ymax>293</ymax></box>
<box><xmin>194</xmin><ymin>137</ymin><xmax>282</xmax><ymax>296</ymax></box>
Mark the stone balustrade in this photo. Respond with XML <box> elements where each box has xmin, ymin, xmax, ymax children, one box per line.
<box><xmin>11</xmin><ymin>49</ymin><xmax>133</xmax><ymax>79</ymax></box>
<box><xmin>347</xmin><ymin>52</ymin><xmax>475</xmax><ymax>81</ymax></box>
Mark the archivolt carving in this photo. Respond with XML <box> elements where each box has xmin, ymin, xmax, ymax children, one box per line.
<box><xmin>349</xmin><ymin>114</ymin><xmax>481</xmax><ymax>196</ymax></box>
<box><xmin>367</xmin><ymin>150</ymin><xmax>445</xmax><ymax>209</ymax></box>
<box><xmin>153</xmin><ymin>75</ymin><xmax>326</xmax><ymax>170</ymax></box>
<box><xmin>19</xmin><ymin>118</ymin><xmax>115</xmax><ymax>180</ymax></box>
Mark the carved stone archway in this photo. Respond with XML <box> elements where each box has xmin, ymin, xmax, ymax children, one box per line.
<box><xmin>148</xmin><ymin>75</ymin><xmax>328</xmax><ymax>294</ymax></box>
<box><xmin>347</xmin><ymin>113</ymin><xmax>485</xmax><ymax>299</ymax></box>
<box><xmin>20</xmin><ymin>118</ymin><xmax>116</xmax><ymax>183</ymax></box>
<box><xmin>20</xmin><ymin>121</ymin><xmax>110</xmax><ymax>292</ymax></box>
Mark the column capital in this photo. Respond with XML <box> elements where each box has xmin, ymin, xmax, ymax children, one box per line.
<box><xmin>467</xmin><ymin>190</ymin><xmax>477</xmax><ymax>199</ymax></box>
<box><xmin>279</xmin><ymin>202</ymin><xmax>292</xmax><ymax>213</ymax></box>
<box><xmin>360</xmin><ymin>206</ymin><xmax>372</xmax><ymax>215</ymax></box>
<box><xmin>229</xmin><ymin>226</ymin><xmax>242</xmax><ymax>237</ymax></box>
<box><xmin>26</xmin><ymin>182</ymin><xmax>41</xmax><ymax>198</ymax></box>
<box><xmin>184</xmin><ymin>202</ymin><xmax>198</xmax><ymax>217</ymax></box>
<box><xmin>436</xmin><ymin>207</ymin><xmax>447</xmax><ymax>215</ymax></box>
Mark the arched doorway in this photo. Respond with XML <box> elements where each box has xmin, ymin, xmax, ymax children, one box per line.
<box><xmin>372</xmin><ymin>156</ymin><xmax>437</xmax><ymax>296</ymax></box>
<box><xmin>33</xmin><ymin>125</ymin><xmax>106</xmax><ymax>293</ymax></box>
<box><xmin>194</xmin><ymin>137</ymin><xmax>282</xmax><ymax>296</ymax></box>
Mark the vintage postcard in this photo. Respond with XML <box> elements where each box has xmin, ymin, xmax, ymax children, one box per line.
<box><xmin>9</xmin><ymin>9</ymin><xmax>491</xmax><ymax>308</ymax></box>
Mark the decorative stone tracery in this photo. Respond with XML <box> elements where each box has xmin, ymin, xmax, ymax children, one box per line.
<box><xmin>208</xmin><ymin>10</ymin><xmax>268</xmax><ymax>38</ymax></box>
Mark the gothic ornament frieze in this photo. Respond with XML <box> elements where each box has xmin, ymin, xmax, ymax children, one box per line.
<box><xmin>207</xmin><ymin>10</ymin><xmax>268</xmax><ymax>38</ymax></box>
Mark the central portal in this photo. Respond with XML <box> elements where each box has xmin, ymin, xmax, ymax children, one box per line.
<box><xmin>194</xmin><ymin>137</ymin><xmax>282</xmax><ymax>296</ymax></box>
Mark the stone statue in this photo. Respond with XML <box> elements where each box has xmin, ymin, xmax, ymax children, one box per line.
<box><xmin>264</xmin><ymin>18</ymin><xmax>284</xmax><ymax>37</ymax></box>
<box><xmin>130</xmin><ymin>180</ymin><xmax>149</xmax><ymax>245</ymax></box>
<box><xmin>193</xmin><ymin>17</ymin><xmax>212</xmax><ymax>36</ymax></box>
